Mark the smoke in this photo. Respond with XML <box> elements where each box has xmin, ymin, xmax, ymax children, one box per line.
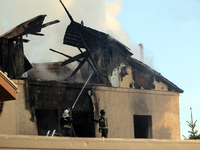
<box><xmin>0</xmin><ymin>0</ymin><xmax>137</xmax><ymax>63</ymax></box>
<box><xmin>27</xmin><ymin>62</ymin><xmax>84</xmax><ymax>82</ymax></box>
<box><xmin>0</xmin><ymin>0</ymin><xmax>148</xmax><ymax>81</ymax></box>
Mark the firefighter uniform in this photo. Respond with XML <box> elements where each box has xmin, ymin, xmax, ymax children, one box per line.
<box><xmin>99</xmin><ymin>109</ymin><xmax>108</xmax><ymax>138</ymax></box>
<box><xmin>60</xmin><ymin>109</ymin><xmax>73</xmax><ymax>136</ymax></box>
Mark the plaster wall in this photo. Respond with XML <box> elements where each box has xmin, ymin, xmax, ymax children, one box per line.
<box><xmin>93</xmin><ymin>86</ymin><xmax>180</xmax><ymax>139</ymax></box>
<box><xmin>0</xmin><ymin>80</ymin><xmax>37</xmax><ymax>135</ymax></box>
<box><xmin>154</xmin><ymin>79</ymin><xmax>169</xmax><ymax>91</ymax></box>
<box><xmin>120</xmin><ymin>66</ymin><xmax>134</xmax><ymax>88</ymax></box>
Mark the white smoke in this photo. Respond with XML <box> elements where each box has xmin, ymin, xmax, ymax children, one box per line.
<box><xmin>0</xmin><ymin>0</ymin><xmax>137</xmax><ymax>63</ymax></box>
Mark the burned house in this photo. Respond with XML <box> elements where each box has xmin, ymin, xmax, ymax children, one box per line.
<box><xmin>0</xmin><ymin>3</ymin><xmax>183</xmax><ymax>139</ymax></box>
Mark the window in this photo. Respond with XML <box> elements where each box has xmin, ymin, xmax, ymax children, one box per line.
<box><xmin>134</xmin><ymin>115</ymin><xmax>152</xmax><ymax>138</ymax></box>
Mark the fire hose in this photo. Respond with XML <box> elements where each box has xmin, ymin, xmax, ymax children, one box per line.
<box><xmin>71</xmin><ymin>71</ymin><xmax>93</xmax><ymax>109</ymax></box>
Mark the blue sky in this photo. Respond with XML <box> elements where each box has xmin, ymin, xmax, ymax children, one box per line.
<box><xmin>0</xmin><ymin>0</ymin><xmax>199</xmax><ymax>139</ymax></box>
<box><xmin>117</xmin><ymin>0</ymin><xmax>200</xmax><ymax>139</ymax></box>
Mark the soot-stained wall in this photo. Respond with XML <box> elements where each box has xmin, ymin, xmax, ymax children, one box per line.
<box><xmin>27</xmin><ymin>79</ymin><xmax>95</xmax><ymax>137</ymax></box>
<box><xmin>92</xmin><ymin>86</ymin><xmax>180</xmax><ymax>139</ymax></box>
<box><xmin>27</xmin><ymin>79</ymin><xmax>93</xmax><ymax>112</ymax></box>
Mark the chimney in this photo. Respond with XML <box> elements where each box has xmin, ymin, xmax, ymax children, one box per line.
<box><xmin>138</xmin><ymin>43</ymin><xmax>144</xmax><ymax>62</ymax></box>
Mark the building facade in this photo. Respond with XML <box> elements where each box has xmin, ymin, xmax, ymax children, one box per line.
<box><xmin>0</xmin><ymin>78</ymin><xmax>181</xmax><ymax>139</ymax></box>
<box><xmin>0</xmin><ymin>13</ymin><xmax>183</xmax><ymax>139</ymax></box>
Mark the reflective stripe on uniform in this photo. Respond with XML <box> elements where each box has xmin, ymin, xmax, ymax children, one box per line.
<box><xmin>64</xmin><ymin>124</ymin><xmax>71</xmax><ymax>128</ymax></box>
<box><xmin>63</xmin><ymin>118</ymin><xmax>72</xmax><ymax>128</ymax></box>
<box><xmin>100</xmin><ymin>116</ymin><xmax>108</xmax><ymax>129</ymax></box>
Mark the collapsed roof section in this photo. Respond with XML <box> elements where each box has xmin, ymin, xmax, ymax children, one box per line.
<box><xmin>0</xmin><ymin>15</ymin><xmax>59</xmax><ymax>41</ymax></box>
<box><xmin>0</xmin><ymin>15</ymin><xmax>60</xmax><ymax>79</ymax></box>
<box><xmin>59</xmin><ymin>1</ymin><xmax>133</xmax><ymax>86</ymax></box>
<box><xmin>63</xmin><ymin>21</ymin><xmax>133</xmax><ymax>57</ymax></box>
<box><xmin>61</xmin><ymin>21</ymin><xmax>133</xmax><ymax>85</ymax></box>
<box><xmin>58</xmin><ymin>1</ymin><xmax>183</xmax><ymax>93</ymax></box>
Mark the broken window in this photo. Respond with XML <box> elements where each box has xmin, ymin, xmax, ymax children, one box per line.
<box><xmin>134</xmin><ymin>115</ymin><xmax>152</xmax><ymax>138</ymax></box>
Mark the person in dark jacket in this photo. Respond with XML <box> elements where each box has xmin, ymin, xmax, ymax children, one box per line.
<box><xmin>60</xmin><ymin>108</ymin><xmax>73</xmax><ymax>136</ymax></box>
<box><xmin>99</xmin><ymin>109</ymin><xmax>108</xmax><ymax>138</ymax></box>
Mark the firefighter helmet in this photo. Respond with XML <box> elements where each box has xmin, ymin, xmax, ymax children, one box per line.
<box><xmin>100</xmin><ymin>109</ymin><xmax>105</xmax><ymax>115</ymax></box>
<box><xmin>62</xmin><ymin>108</ymin><xmax>70</xmax><ymax>118</ymax></box>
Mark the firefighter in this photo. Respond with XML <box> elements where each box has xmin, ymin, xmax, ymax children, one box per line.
<box><xmin>99</xmin><ymin>109</ymin><xmax>108</xmax><ymax>138</ymax></box>
<box><xmin>60</xmin><ymin>108</ymin><xmax>73</xmax><ymax>136</ymax></box>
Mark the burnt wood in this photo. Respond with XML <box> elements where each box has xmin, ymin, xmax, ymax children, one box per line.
<box><xmin>49</xmin><ymin>48</ymin><xmax>80</xmax><ymax>62</ymax></box>
<box><xmin>68</xmin><ymin>56</ymin><xmax>87</xmax><ymax>79</ymax></box>
<box><xmin>61</xmin><ymin>52</ymin><xmax>86</xmax><ymax>66</ymax></box>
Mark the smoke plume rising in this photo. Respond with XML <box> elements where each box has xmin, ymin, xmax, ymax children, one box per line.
<box><xmin>0</xmin><ymin>0</ymin><xmax>136</xmax><ymax>63</ymax></box>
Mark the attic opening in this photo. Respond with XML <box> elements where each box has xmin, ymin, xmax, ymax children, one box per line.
<box><xmin>134</xmin><ymin>115</ymin><xmax>152</xmax><ymax>138</ymax></box>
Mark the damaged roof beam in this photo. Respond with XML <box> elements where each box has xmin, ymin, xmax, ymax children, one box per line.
<box><xmin>49</xmin><ymin>48</ymin><xmax>81</xmax><ymax>62</ymax></box>
<box><xmin>68</xmin><ymin>56</ymin><xmax>87</xmax><ymax>79</ymax></box>
<box><xmin>60</xmin><ymin>0</ymin><xmax>106</xmax><ymax>84</ymax></box>
<box><xmin>30</xmin><ymin>32</ymin><xmax>44</xmax><ymax>36</ymax></box>
<box><xmin>59</xmin><ymin>0</ymin><xmax>74</xmax><ymax>22</ymax></box>
<box><xmin>76</xmin><ymin>46</ymin><xmax>105</xmax><ymax>82</ymax></box>
<box><xmin>27</xmin><ymin>20</ymin><xmax>60</xmax><ymax>36</ymax></box>
<box><xmin>61</xmin><ymin>52</ymin><xmax>86</xmax><ymax>66</ymax></box>
<box><xmin>41</xmin><ymin>20</ymin><xmax>60</xmax><ymax>28</ymax></box>
<box><xmin>70</xmin><ymin>22</ymin><xmax>106</xmax><ymax>84</ymax></box>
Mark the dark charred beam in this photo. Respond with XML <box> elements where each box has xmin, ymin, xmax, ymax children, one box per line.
<box><xmin>41</xmin><ymin>20</ymin><xmax>60</xmax><ymax>28</ymax></box>
<box><xmin>0</xmin><ymin>38</ymin><xmax>8</xmax><ymax>72</ymax></box>
<box><xmin>25</xmin><ymin>25</ymin><xmax>44</xmax><ymax>35</ymax></box>
<box><xmin>63</xmin><ymin>24</ymin><xmax>95</xmax><ymax>48</ymax></box>
<box><xmin>14</xmin><ymin>36</ymin><xmax>24</xmax><ymax>78</ymax></box>
<box><xmin>10</xmin><ymin>52</ymin><xmax>16</xmax><ymax>78</ymax></box>
<box><xmin>66</xmin><ymin>30</ymin><xmax>92</xmax><ymax>43</ymax></box>
<box><xmin>22</xmin><ymin>39</ymin><xmax>29</xmax><ymax>43</ymax></box>
<box><xmin>0</xmin><ymin>15</ymin><xmax>46</xmax><ymax>40</ymax></box>
<box><xmin>76</xmin><ymin>46</ymin><xmax>98</xmax><ymax>77</ymax></box>
<box><xmin>8</xmin><ymin>42</ymin><xmax>16</xmax><ymax>78</ymax></box>
<box><xmin>49</xmin><ymin>48</ymin><xmax>80</xmax><ymax>61</ymax></box>
<box><xmin>17</xmin><ymin>20</ymin><xmax>59</xmax><ymax>39</ymax></box>
<box><xmin>72</xmin><ymin>21</ymin><xmax>106</xmax><ymax>84</ymax></box>
<box><xmin>59</xmin><ymin>1</ymin><xmax>107</xmax><ymax>84</ymax></box>
<box><xmin>68</xmin><ymin>56</ymin><xmax>87</xmax><ymax>79</ymax></box>
<box><xmin>29</xmin><ymin>32</ymin><xmax>44</xmax><ymax>36</ymax></box>
<box><xmin>77</xmin><ymin>46</ymin><xmax>84</xmax><ymax>54</ymax></box>
<box><xmin>61</xmin><ymin>52</ymin><xmax>86</xmax><ymax>66</ymax></box>
<box><xmin>24</xmin><ymin>56</ymin><xmax>33</xmax><ymax>72</ymax></box>
<box><xmin>59</xmin><ymin>0</ymin><xmax>74</xmax><ymax>22</ymax></box>
<box><xmin>27</xmin><ymin>20</ymin><xmax>60</xmax><ymax>35</ymax></box>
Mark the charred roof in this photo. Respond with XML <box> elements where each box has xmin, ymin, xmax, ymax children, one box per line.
<box><xmin>127</xmin><ymin>56</ymin><xmax>184</xmax><ymax>93</ymax></box>
<box><xmin>0</xmin><ymin>15</ymin><xmax>60</xmax><ymax>79</ymax></box>
<box><xmin>63</xmin><ymin>21</ymin><xmax>133</xmax><ymax>57</ymax></box>
<box><xmin>0</xmin><ymin>15</ymin><xmax>59</xmax><ymax>41</ymax></box>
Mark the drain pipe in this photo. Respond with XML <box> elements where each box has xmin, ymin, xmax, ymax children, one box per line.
<box><xmin>72</xmin><ymin>72</ymin><xmax>94</xmax><ymax>109</ymax></box>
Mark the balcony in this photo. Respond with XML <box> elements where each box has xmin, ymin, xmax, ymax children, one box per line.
<box><xmin>0</xmin><ymin>70</ymin><xmax>18</xmax><ymax>102</ymax></box>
